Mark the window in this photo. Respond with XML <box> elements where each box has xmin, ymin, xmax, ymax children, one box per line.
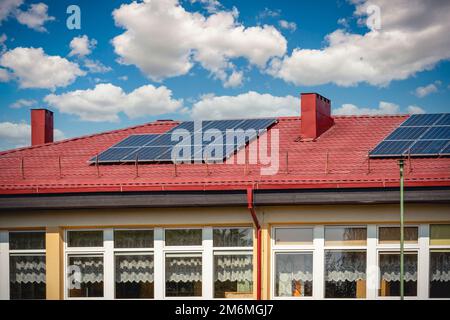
<box><xmin>378</xmin><ymin>252</ymin><xmax>417</xmax><ymax>297</ymax></box>
<box><xmin>165</xmin><ymin>253</ymin><xmax>202</xmax><ymax>297</ymax></box>
<box><xmin>165</xmin><ymin>229</ymin><xmax>202</xmax><ymax>246</ymax></box>
<box><xmin>274</xmin><ymin>253</ymin><xmax>313</xmax><ymax>297</ymax></box>
<box><xmin>66</xmin><ymin>230</ymin><xmax>104</xmax><ymax>298</ymax></box>
<box><xmin>274</xmin><ymin>227</ymin><xmax>313</xmax><ymax>245</ymax></box>
<box><xmin>67</xmin><ymin>230</ymin><xmax>103</xmax><ymax>247</ymax></box>
<box><xmin>429</xmin><ymin>224</ymin><xmax>450</xmax><ymax>298</ymax></box>
<box><xmin>213</xmin><ymin>227</ymin><xmax>253</xmax><ymax>298</ymax></box>
<box><xmin>9</xmin><ymin>231</ymin><xmax>46</xmax><ymax>300</ymax></box>
<box><xmin>379</xmin><ymin>227</ymin><xmax>418</xmax><ymax>244</ymax></box>
<box><xmin>324</xmin><ymin>250</ymin><xmax>366</xmax><ymax>298</ymax></box>
<box><xmin>114</xmin><ymin>229</ymin><xmax>154</xmax><ymax>299</ymax></box>
<box><xmin>325</xmin><ymin>227</ymin><xmax>367</xmax><ymax>246</ymax></box>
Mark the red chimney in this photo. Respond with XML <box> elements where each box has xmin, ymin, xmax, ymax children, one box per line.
<box><xmin>31</xmin><ymin>109</ymin><xmax>53</xmax><ymax>146</ymax></box>
<box><xmin>300</xmin><ymin>93</ymin><xmax>334</xmax><ymax>140</ymax></box>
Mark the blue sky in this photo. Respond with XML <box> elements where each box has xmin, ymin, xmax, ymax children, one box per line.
<box><xmin>0</xmin><ymin>0</ymin><xmax>449</xmax><ymax>150</ymax></box>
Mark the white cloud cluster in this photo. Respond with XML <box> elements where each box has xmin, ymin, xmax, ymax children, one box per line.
<box><xmin>69</xmin><ymin>35</ymin><xmax>97</xmax><ymax>57</ymax></box>
<box><xmin>44</xmin><ymin>83</ymin><xmax>183</xmax><ymax>122</ymax></box>
<box><xmin>9</xmin><ymin>98</ymin><xmax>37</xmax><ymax>109</ymax></box>
<box><xmin>190</xmin><ymin>0</ymin><xmax>222</xmax><ymax>13</ymax></box>
<box><xmin>268</xmin><ymin>0</ymin><xmax>450</xmax><ymax>87</ymax></box>
<box><xmin>414</xmin><ymin>81</ymin><xmax>441</xmax><ymax>98</ymax></box>
<box><xmin>83</xmin><ymin>59</ymin><xmax>112</xmax><ymax>73</ymax></box>
<box><xmin>333</xmin><ymin>101</ymin><xmax>425</xmax><ymax>115</ymax></box>
<box><xmin>0</xmin><ymin>121</ymin><xmax>65</xmax><ymax>151</ymax></box>
<box><xmin>0</xmin><ymin>47</ymin><xmax>85</xmax><ymax>89</ymax></box>
<box><xmin>0</xmin><ymin>1</ymin><xmax>54</xmax><ymax>32</ymax></box>
<box><xmin>191</xmin><ymin>91</ymin><xmax>299</xmax><ymax>119</ymax></box>
<box><xmin>278</xmin><ymin>20</ymin><xmax>296</xmax><ymax>32</ymax></box>
<box><xmin>112</xmin><ymin>0</ymin><xmax>286</xmax><ymax>87</ymax></box>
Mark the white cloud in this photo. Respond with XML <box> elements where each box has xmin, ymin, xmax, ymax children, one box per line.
<box><xmin>112</xmin><ymin>0</ymin><xmax>286</xmax><ymax>87</ymax></box>
<box><xmin>191</xmin><ymin>91</ymin><xmax>299</xmax><ymax>119</ymax></box>
<box><xmin>119</xmin><ymin>75</ymin><xmax>128</xmax><ymax>81</ymax></box>
<box><xmin>268</xmin><ymin>0</ymin><xmax>450</xmax><ymax>87</ymax></box>
<box><xmin>15</xmin><ymin>3</ymin><xmax>54</xmax><ymax>32</ymax></box>
<box><xmin>0</xmin><ymin>0</ymin><xmax>22</xmax><ymax>24</ymax></box>
<box><xmin>190</xmin><ymin>0</ymin><xmax>222</xmax><ymax>13</ymax></box>
<box><xmin>414</xmin><ymin>81</ymin><xmax>440</xmax><ymax>97</ymax></box>
<box><xmin>223</xmin><ymin>70</ymin><xmax>243</xmax><ymax>88</ymax></box>
<box><xmin>0</xmin><ymin>121</ymin><xmax>65</xmax><ymax>151</ymax></box>
<box><xmin>83</xmin><ymin>59</ymin><xmax>112</xmax><ymax>73</ymax></box>
<box><xmin>9</xmin><ymin>98</ymin><xmax>37</xmax><ymax>109</ymax></box>
<box><xmin>69</xmin><ymin>35</ymin><xmax>97</xmax><ymax>57</ymax></box>
<box><xmin>0</xmin><ymin>47</ymin><xmax>85</xmax><ymax>89</ymax></box>
<box><xmin>333</xmin><ymin>101</ymin><xmax>400</xmax><ymax>115</ymax></box>
<box><xmin>44</xmin><ymin>83</ymin><xmax>183</xmax><ymax>122</ymax></box>
<box><xmin>0</xmin><ymin>68</ymin><xmax>11</xmax><ymax>82</ymax></box>
<box><xmin>279</xmin><ymin>20</ymin><xmax>296</xmax><ymax>32</ymax></box>
<box><xmin>0</xmin><ymin>33</ymin><xmax>7</xmax><ymax>53</ymax></box>
<box><xmin>407</xmin><ymin>105</ymin><xmax>426</xmax><ymax>114</ymax></box>
<box><xmin>257</xmin><ymin>8</ymin><xmax>280</xmax><ymax>19</ymax></box>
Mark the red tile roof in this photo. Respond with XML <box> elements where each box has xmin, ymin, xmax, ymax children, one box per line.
<box><xmin>0</xmin><ymin>115</ymin><xmax>449</xmax><ymax>195</ymax></box>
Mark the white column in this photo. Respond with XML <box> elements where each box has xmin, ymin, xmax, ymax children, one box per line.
<box><xmin>313</xmin><ymin>225</ymin><xmax>324</xmax><ymax>299</ymax></box>
<box><xmin>103</xmin><ymin>229</ymin><xmax>114</xmax><ymax>299</ymax></box>
<box><xmin>366</xmin><ymin>225</ymin><xmax>378</xmax><ymax>300</ymax></box>
<box><xmin>153</xmin><ymin>228</ymin><xmax>164</xmax><ymax>299</ymax></box>
<box><xmin>418</xmin><ymin>224</ymin><xmax>430</xmax><ymax>299</ymax></box>
<box><xmin>202</xmin><ymin>227</ymin><xmax>213</xmax><ymax>299</ymax></box>
<box><xmin>0</xmin><ymin>231</ymin><xmax>9</xmax><ymax>300</ymax></box>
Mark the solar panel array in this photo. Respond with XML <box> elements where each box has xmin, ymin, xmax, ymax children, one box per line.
<box><xmin>91</xmin><ymin>118</ymin><xmax>277</xmax><ymax>163</ymax></box>
<box><xmin>370</xmin><ymin>113</ymin><xmax>450</xmax><ymax>157</ymax></box>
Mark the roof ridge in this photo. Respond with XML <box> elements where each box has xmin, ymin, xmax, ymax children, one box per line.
<box><xmin>0</xmin><ymin>120</ymin><xmax>180</xmax><ymax>157</ymax></box>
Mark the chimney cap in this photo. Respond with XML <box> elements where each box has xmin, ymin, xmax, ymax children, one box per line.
<box><xmin>301</xmin><ymin>92</ymin><xmax>330</xmax><ymax>103</ymax></box>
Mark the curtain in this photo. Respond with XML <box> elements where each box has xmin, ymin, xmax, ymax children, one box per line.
<box><xmin>165</xmin><ymin>230</ymin><xmax>202</xmax><ymax>246</ymax></box>
<box><xmin>115</xmin><ymin>255</ymin><xmax>154</xmax><ymax>283</ymax></box>
<box><xmin>166</xmin><ymin>256</ymin><xmax>202</xmax><ymax>282</ymax></box>
<box><xmin>325</xmin><ymin>251</ymin><xmax>366</xmax><ymax>282</ymax></box>
<box><xmin>276</xmin><ymin>254</ymin><xmax>313</xmax><ymax>297</ymax></box>
<box><xmin>114</xmin><ymin>230</ymin><xmax>153</xmax><ymax>248</ymax></box>
<box><xmin>68</xmin><ymin>231</ymin><xmax>103</xmax><ymax>247</ymax></box>
<box><xmin>214</xmin><ymin>254</ymin><xmax>253</xmax><ymax>282</ymax></box>
<box><xmin>9</xmin><ymin>232</ymin><xmax>45</xmax><ymax>250</ymax></box>
<box><xmin>379</xmin><ymin>254</ymin><xmax>417</xmax><ymax>282</ymax></box>
<box><xmin>213</xmin><ymin>228</ymin><xmax>253</xmax><ymax>247</ymax></box>
<box><xmin>68</xmin><ymin>256</ymin><xmax>103</xmax><ymax>289</ymax></box>
<box><xmin>430</xmin><ymin>252</ymin><xmax>450</xmax><ymax>282</ymax></box>
<box><xmin>10</xmin><ymin>255</ymin><xmax>46</xmax><ymax>284</ymax></box>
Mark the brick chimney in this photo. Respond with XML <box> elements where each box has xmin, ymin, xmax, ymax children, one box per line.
<box><xmin>31</xmin><ymin>109</ymin><xmax>53</xmax><ymax>146</ymax></box>
<box><xmin>300</xmin><ymin>93</ymin><xmax>334</xmax><ymax>140</ymax></box>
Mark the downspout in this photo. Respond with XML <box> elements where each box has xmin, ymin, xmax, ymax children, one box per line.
<box><xmin>247</xmin><ymin>187</ymin><xmax>262</xmax><ymax>300</ymax></box>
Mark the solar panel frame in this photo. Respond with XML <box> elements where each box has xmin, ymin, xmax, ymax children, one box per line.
<box><xmin>408</xmin><ymin>139</ymin><xmax>449</xmax><ymax>156</ymax></box>
<box><xmin>400</xmin><ymin>113</ymin><xmax>443</xmax><ymax>126</ymax></box>
<box><xmin>369</xmin><ymin>140</ymin><xmax>415</xmax><ymax>157</ymax></box>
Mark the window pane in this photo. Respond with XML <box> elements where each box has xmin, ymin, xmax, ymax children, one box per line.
<box><xmin>67</xmin><ymin>231</ymin><xmax>103</xmax><ymax>247</ymax></box>
<box><xmin>9</xmin><ymin>232</ymin><xmax>45</xmax><ymax>250</ymax></box>
<box><xmin>165</xmin><ymin>254</ymin><xmax>202</xmax><ymax>297</ymax></box>
<box><xmin>274</xmin><ymin>228</ymin><xmax>313</xmax><ymax>245</ymax></box>
<box><xmin>379</xmin><ymin>252</ymin><xmax>417</xmax><ymax>297</ymax></box>
<box><xmin>9</xmin><ymin>255</ymin><xmax>46</xmax><ymax>299</ymax></box>
<box><xmin>115</xmin><ymin>254</ymin><xmax>154</xmax><ymax>299</ymax></box>
<box><xmin>214</xmin><ymin>254</ymin><xmax>253</xmax><ymax>298</ymax></box>
<box><xmin>114</xmin><ymin>230</ymin><xmax>154</xmax><ymax>248</ymax></box>
<box><xmin>325</xmin><ymin>227</ymin><xmax>367</xmax><ymax>246</ymax></box>
<box><xmin>275</xmin><ymin>253</ymin><xmax>313</xmax><ymax>297</ymax></box>
<box><xmin>213</xmin><ymin>228</ymin><xmax>253</xmax><ymax>247</ymax></box>
<box><xmin>165</xmin><ymin>229</ymin><xmax>202</xmax><ymax>246</ymax></box>
<box><xmin>379</xmin><ymin>227</ymin><xmax>418</xmax><ymax>244</ymax></box>
<box><xmin>430</xmin><ymin>225</ymin><xmax>450</xmax><ymax>246</ymax></box>
<box><xmin>68</xmin><ymin>255</ymin><xmax>104</xmax><ymax>297</ymax></box>
<box><xmin>429</xmin><ymin>250</ymin><xmax>450</xmax><ymax>298</ymax></box>
<box><xmin>325</xmin><ymin>250</ymin><xmax>366</xmax><ymax>298</ymax></box>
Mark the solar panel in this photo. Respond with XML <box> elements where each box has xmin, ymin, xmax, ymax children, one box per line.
<box><xmin>440</xmin><ymin>143</ymin><xmax>450</xmax><ymax>155</ymax></box>
<box><xmin>369</xmin><ymin>113</ymin><xmax>450</xmax><ymax>157</ymax></box>
<box><xmin>92</xmin><ymin>118</ymin><xmax>277</xmax><ymax>163</ymax></box>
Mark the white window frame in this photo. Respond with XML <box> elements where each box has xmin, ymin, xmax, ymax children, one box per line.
<box><xmin>4</xmin><ymin>230</ymin><xmax>46</xmax><ymax>300</ymax></box>
<box><xmin>212</xmin><ymin>226</ymin><xmax>254</xmax><ymax>300</ymax></box>
<box><xmin>271</xmin><ymin>225</ymin><xmax>316</xmax><ymax>300</ymax></box>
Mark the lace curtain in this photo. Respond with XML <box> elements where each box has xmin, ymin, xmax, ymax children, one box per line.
<box><xmin>214</xmin><ymin>254</ymin><xmax>253</xmax><ymax>282</ymax></box>
<box><xmin>10</xmin><ymin>255</ymin><xmax>46</xmax><ymax>284</ymax></box>
<box><xmin>325</xmin><ymin>251</ymin><xmax>366</xmax><ymax>282</ymax></box>
<box><xmin>379</xmin><ymin>254</ymin><xmax>417</xmax><ymax>282</ymax></box>
<box><xmin>276</xmin><ymin>254</ymin><xmax>313</xmax><ymax>297</ymax></box>
<box><xmin>115</xmin><ymin>255</ymin><xmax>154</xmax><ymax>283</ymax></box>
<box><xmin>166</xmin><ymin>256</ymin><xmax>202</xmax><ymax>282</ymax></box>
<box><xmin>430</xmin><ymin>252</ymin><xmax>450</xmax><ymax>282</ymax></box>
<box><xmin>68</xmin><ymin>256</ymin><xmax>103</xmax><ymax>289</ymax></box>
